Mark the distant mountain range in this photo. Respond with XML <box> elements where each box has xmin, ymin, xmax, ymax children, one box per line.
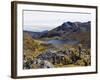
<box><xmin>40</xmin><ymin>21</ymin><xmax>90</xmax><ymax>38</ymax></box>
<box><xmin>24</xmin><ymin>21</ymin><xmax>90</xmax><ymax>39</ymax></box>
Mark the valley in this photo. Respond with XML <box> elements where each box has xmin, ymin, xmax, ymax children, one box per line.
<box><xmin>23</xmin><ymin>21</ymin><xmax>91</xmax><ymax>69</ymax></box>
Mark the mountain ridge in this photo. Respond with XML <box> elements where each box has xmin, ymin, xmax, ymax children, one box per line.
<box><xmin>23</xmin><ymin>21</ymin><xmax>90</xmax><ymax>48</ymax></box>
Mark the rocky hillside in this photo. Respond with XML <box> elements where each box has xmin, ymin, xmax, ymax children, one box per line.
<box><xmin>24</xmin><ymin>21</ymin><xmax>91</xmax><ymax>48</ymax></box>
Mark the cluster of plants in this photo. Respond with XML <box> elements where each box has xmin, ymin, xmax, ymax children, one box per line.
<box><xmin>49</xmin><ymin>45</ymin><xmax>90</xmax><ymax>67</ymax></box>
<box><xmin>23</xmin><ymin>30</ymin><xmax>91</xmax><ymax>69</ymax></box>
<box><xmin>23</xmin><ymin>43</ymin><xmax>91</xmax><ymax>69</ymax></box>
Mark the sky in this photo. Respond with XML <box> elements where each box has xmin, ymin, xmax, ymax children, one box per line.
<box><xmin>23</xmin><ymin>10</ymin><xmax>91</xmax><ymax>32</ymax></box>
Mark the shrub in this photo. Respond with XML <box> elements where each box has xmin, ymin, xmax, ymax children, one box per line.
<box><xmin>75</xmin><ymin>59</ymin><xmax>85</xmax><ymax>66</ymax></box>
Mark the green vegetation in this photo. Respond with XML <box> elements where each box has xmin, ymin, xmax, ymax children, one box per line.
<box><xmin>23</xmin><ymin>32</ymin><xmax>91</xmax><ymax>69</ymax></box>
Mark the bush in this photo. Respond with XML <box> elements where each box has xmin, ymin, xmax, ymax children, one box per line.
<box><xmin>75</xmin><ymin>59</ymin><xmax>85</xmax><ymax>66</ymax></box>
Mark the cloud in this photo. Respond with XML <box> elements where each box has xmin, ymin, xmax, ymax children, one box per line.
<box><xmin>23</xmin><ymin>10</ymin><xmax>91</xmax><ymax>32</ymax></box>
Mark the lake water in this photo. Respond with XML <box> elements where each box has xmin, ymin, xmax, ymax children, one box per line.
<box><xmin>45</xmin><ymin>39</ymin><xmax>79</xmax><ymax>45</ymax></box>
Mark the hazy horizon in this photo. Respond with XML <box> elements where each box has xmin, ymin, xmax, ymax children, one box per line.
<box><xmin>23</xmin><ymin>10</ymin><xmax>91</xmax><ymax>32</ymax></box>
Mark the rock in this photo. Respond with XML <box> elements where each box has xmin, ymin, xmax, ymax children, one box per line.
<box><xmin>33</xmin><ymin>59</ymin><xmax>54</xmax><ymax>68</ymax></box>
<box><xmin>37</xmin><ymin>50</ymin><xmax>69</xmax><ymax>65</ymax></box>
